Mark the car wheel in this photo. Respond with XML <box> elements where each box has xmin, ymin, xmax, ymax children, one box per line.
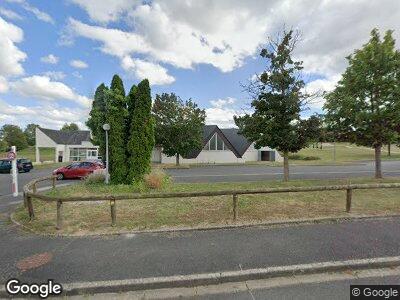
<box><xmin>56</xmin><ymin>173</ymin><xmax>64</xmax><ymax>180</ymax></box>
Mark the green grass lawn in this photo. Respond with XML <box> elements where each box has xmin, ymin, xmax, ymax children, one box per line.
<box><xmin>0</xmin><ymin>146</ymin><xmax>55</xmax><ymax>162</ymax></box>
<box><xmin>291</xmin><ymin>143</ymin><xmax>400</xmax><ymax>164</ymax></box>
<box><xmin>14</xmin><ymin>177</ymin><xmax>400</xmax><ymax>235</ymax></box>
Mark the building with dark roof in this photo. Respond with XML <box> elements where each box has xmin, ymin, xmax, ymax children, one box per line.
<box><xmin>151</xmin><ymin>125</ymin><xmax>282</xmax><ymax>164</ymax></box>
<box><xmin>35</xmin><ymin>127</ymin><xmax>99</xmax><ymax>163</ymax></box>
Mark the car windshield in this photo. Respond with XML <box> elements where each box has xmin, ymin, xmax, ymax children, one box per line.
<box><xmin>68</xmin><ymin>162</ymin><xmax>81</xmax><ymax>169</ymax></box>
<box><xmin>18</xmin><ymin>159</ymin><xmax>30</xmax><ymax>163</ymax></box>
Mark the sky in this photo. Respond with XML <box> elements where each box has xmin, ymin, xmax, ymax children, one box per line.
<box><xmin>0</xmin><ymin>0</ymin><xmax>399</xmax><ymax>130</ymax></box>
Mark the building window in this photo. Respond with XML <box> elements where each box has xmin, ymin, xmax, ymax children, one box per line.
<box><xmin>203</xmin><ymin>133</ymin><xmax>226</xmax><ymax>151</ymax></box>
<box><xmin>69</xmin><ymin>148</ymin><xmax>87</xmax><ymax>161</ymax></box>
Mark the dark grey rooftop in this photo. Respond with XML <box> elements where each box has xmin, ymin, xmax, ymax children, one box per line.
<box><xmin>220</xmin><ymin>128</ymin><xmax>252</xmax><ymax>157</ymax></box>
<box><xmin>184</xmin><ymin>125</ymin><xmax>252</xmax><ymax>159</ymax></box>
<box><xmin>40</xmin><ymin>128</ymin><xmax>92</xmax><ymax>145</ymax></box>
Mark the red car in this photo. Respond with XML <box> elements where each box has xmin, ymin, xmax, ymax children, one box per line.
<box><xmin>53</xmin><ymin>161</ymin><xmax>103</xmax><ymax>180</ymax></box>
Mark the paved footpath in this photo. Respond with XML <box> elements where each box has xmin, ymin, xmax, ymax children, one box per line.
<box><xmin>1</xmin><ymin>190</ymin><xmax>400</xmax><ymax>286</ymax></box>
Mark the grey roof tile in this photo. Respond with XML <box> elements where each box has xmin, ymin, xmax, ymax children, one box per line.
<box><xmin>40</xmin><ymin>128</ymin><xmax>91</xmax><ymax>145</ymax></box>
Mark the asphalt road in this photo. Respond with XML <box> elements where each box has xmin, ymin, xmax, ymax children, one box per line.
<box><xmin>1</xmin><ymin>160</ymin><xmax>400</xmax><ymax>196</ymax></box>
<box><xmin>0</xmin><ymin>166</ymin><xmax>76</xmax><ymax>197</ymax></box>
<box><xmin>167</xmin><ymin>160</ymin><xmax>400</xmax><ymax>183</ymax></box>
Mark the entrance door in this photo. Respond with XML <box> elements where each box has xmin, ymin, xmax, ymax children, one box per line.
<box><xmin>261</xmin><ymin>151</ymin><xmax>275</xmax><ymax>161</ymax></box>
<box><xmin>86</xmin><ymin>149</ymin><xmax>98</xmax><ymax>160</ymax></box>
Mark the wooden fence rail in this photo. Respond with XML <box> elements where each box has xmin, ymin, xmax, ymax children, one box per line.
<box><xmin>23</xmin><ymin>176</ymin><xmax>400</xmax><ymax>231</ymax></box>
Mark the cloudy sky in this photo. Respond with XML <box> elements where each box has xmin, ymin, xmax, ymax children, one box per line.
<box><xmin>1</xmin><ymin>0</ymin><xmax>399</xmax><ymax>130</ymax></box>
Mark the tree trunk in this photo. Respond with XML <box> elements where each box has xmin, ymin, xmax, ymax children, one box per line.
<box><xmin>388</xmin><ymin>143</ymin><xmax>391</xmax><ymax>157</ymax></box>
<box><xmin>176</xmin><ymin>153</ymin><xmax>180</xmax><ymax>166</ymax></box>
<box><xmin>374</xmin><ymin>145</ymin><xmax>382</xmax><ymax>179</ymax></box>
<box><xmin>283</xmin><ymin>152</ymin><xmax>289</xmax><ymax>182</ymax></box>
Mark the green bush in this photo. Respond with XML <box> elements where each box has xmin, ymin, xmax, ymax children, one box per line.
<box><xmin>85</xmin><ymin>172</ymin><xmax>106</xmax><ymax>185</ymax></box>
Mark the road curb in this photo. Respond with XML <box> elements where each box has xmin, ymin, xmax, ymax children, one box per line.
<box><xmin>9</xmin><ymin>212</ymin><xmax>400</xmax><ymax>237</ymax></box>
<box><xmin>1</xmin><ymin>256</ymin><xmax>398</xmax><ymax>297</ymax></box>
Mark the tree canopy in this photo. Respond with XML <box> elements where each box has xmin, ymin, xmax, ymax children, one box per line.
<box><xmin>0</xmin><ymin>124</ymin><xmax>28</xmax><ymax>150</ymax></box>
<box><xmin>86</xmin><ymin>83</ymin><xmax>108</xmax><ymax>159</ymax></box>
<box><xmin>152</xmin><ymin>93</ymin><xmax>206</xmax><ymax>165</ymax></box>
<box><xmin>127</xmin><ymin>79</ymin><xmax>155</xmax><ymax>182</ymax></box>
<box><xmin>106</xmin><ymin>74</ymin><xmax>128</xmax><ymax>184</ymax></box>
<box><xmin>324</xmin><ymin>28</ymin><xmax>400</xmax><ymax>178</ymax></box>
<box><xmin>61</xmin><ymin>123</ymin><xmax>79</xmax><ymax>131</ymax></box>
<box><xmin>234</xmin><ymin>30</ymin><xmax>313</xmax><ymax>181</ymax></box>
<box><xmin>24</xmin><ymin>123</ymin><xmax>39</xmax><ymax>146</ymax></box>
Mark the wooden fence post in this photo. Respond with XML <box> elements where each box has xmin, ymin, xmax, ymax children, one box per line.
<box><xmin>52</xmin><ymin>177</ymin><xmax>56</xmax><ymax>189</ymax></box>
<box><xmin>110</xmin><ymin>200</ymin><xmax>116</xmax><ymax>226</ymax></box>
<box><xmin>23</xmin><ymin>192</ymin><xmax>27</xmax><ymax>208</ymax></box>
<box><xmin>27</xmin><ymin>195</ymin><xmax>35</xmax><ymax>220</ymax></box>
<box><xmin>32</xmin><ymin>183</ymin><xmax>37</xmax><ymax>194</ymax></box>
<box><xmin>56</xmin><ymin>200</ymin><xmax>63</xmax><ymax>230</ymax></box>
<box><xmin>232</xmin><ymin>194</ymin><xmax>238</xmax><ymax>222</ymax></box>
<box><xmin>346</xmin><ymin>188</ymin><xmax>352</xmax><ymax>212</ymax></box>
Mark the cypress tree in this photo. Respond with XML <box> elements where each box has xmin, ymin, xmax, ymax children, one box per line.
<box><xmin>106</xmin><ymin>74</ymin><xmax>128</xmax><ymax>184</ymax></box>
<box><xmin>86</xmin><ymin>83</ymin><xmax>108</xmax><ymax>160</ymax></box>
<box><xmin>127</xmin><ymin>79</ymin><xmax>155</xmax><ymax>182</ymax></box>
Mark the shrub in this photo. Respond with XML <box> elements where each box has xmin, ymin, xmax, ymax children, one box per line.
<box><xmin>85</xmin><ymin>170</ymin><xmax>106</xmax><ymax>185</ymax></box>
<box><xmin>143</xmin><ymin>169</ymin><xmax>170</xmax><ymax>189</ymax></box>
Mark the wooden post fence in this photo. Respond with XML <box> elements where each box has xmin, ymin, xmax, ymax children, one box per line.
<box><xmin>346</xmin><ymin>188</ymin><xmax>352</xmax><ymax>212</ymax></box>
<box><xmin>23</xmin><ymin>176</ymin><xmax>400</xmax><ymax>230</ymax></box>
<box><xmin>110</xmin><ymin>200</ymin><xmax>116</xmax><ymax>226</ymax></box>
<box><xmin>52</xmin><ymin>177</ymin><xmax>56</xmax><ymax>189</ymax></box>
<box><xmin>56</xmin><ymin>200</ymin><xmax>63</xmax><ymax>230</ymax></box>
<box><xmin>27</xmin><ymin>195</ymin><xmax>34</xmax><ymax>220</ymax></box>
<box><xmin>232</xmin><ymin>194</ymin><xmax>238</xmax><ymax>222</ymax></box>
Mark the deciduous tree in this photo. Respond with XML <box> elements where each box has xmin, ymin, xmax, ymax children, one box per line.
<box><xmin>61</xmin><ymin>123</ymin><xmax>79</xmax><ymax>131</ymax></box>
<box><xmin>324</xmin><ymin>29</ymin><xmax>400</xmax><ymax>178</ymax></box>
<box><xmin>234</xmin><ymin>30</ymin><xmax>313</xmax><ymax>181</ymax></box>
<box><xmin>24</xmin><ymin>123</ymin><xmax>39</xmax><ymax>146</ymax></box>
<box><xmin>153</xmin><ymin>93</ymin><xmax>206</xmax><ymax>165</ymax></box>
<box><xmin>0</xmin><ymin>124</ymin><xmax>28</xmax><ymax>150</ymax></box>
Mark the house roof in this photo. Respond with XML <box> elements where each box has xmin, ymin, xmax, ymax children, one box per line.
<box><xmin>220</xmin><ymin>128</ymin><xmax>253</xmax><ymax>157</ymax></box>
<box><xmin>40</xmin><ymin>128</ymin><xmax>92</xmax><ymax>145</ymax></box>
<box><xmin>183</xmin><ymin>125</ymin><xmax>252</xmax><ymax>159</ymax></box>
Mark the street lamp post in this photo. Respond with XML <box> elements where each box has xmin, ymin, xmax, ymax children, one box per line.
<box><xmin>103</xmin><ymin>124</ymin><xmax>110</xmax><ymax>184</ymax></box>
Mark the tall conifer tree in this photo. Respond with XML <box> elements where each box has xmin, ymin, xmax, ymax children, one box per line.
<box><xmin>127</xmin><ymin>79</ymin><xmax>155</xmax><ymax>182</ymax></box>
<box><xmin>106</xmin><ymin>75</ymin><xmax>128</xmax><ymax>184</ymax></box>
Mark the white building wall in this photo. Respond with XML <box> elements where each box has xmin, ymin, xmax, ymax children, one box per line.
<box><xmin>35</xmin><ymin>128</ymin><xmax>57</xmax><ymax>147</ymax></box>
<box><xmin>152</xmin><ymin>143</ymin><xmax>282</xmax><ymax>164</ymax></box>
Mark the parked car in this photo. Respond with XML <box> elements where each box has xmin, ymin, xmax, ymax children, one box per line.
<box><xmin>52</xmin><ymin>161</ymin><xmax>103</xmax><ymax>180</ymax></box>
<box><xmin>0</xmin><ymin>158</ymin><xmax>33</xmax><ymax>173</ymax></box>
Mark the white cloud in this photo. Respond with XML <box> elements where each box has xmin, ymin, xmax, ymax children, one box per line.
<box><xmin>210</xmin><ymin>97</ymin><xmax>235</xmax><ymax>109</ymax></box>
<box><xmin>42</xmin><ymin>71</ymin><xmax>66</xmax><ymax>80</ymax></box>
<box><xmin>0</xmin><ymin>99</ymin><xmax>88</xmax><ymax>129</ymax></box>
<box><xmin>66</xmin><ymin>0</ymin><xmax>400</xmax><ymax>88</ymax></box>
<box><xmin>0</xmin><ymin>76</ymin><xmax>9</xmax><ymax>93</ymax></box>
<box><xmin>10</xmin><ymin>76</ymin><xmax>91</xmax><ymax>107</ymax></box>
<box><xmin>70</xmin><ymin>0</ymin><xmax>139</xmax><ymax>24</ymax></box>
<box><xmin>0</xmin><ymin>7</ymin><xmax>23</xmax><ymax>20</ymax></box>
<box><xmin>121</xmin><ymin>56</ymin><xmax>175</xmax><ymax>85</ymax></box>
<box><xmin>5</xmin><ymin>0</ymin><xmax>54</xmax><ymax>24</ymax></box>
<box><xmin>0</xmin><ymin>17</ymin><xmax>26</xmax><ymax>78</ymax></box>
<box><xmin>70</xmin><ymin>59</ymin><xmax>88</xmax><ymax>69</ymax></box>
<box><xmin>304</xmin><ymin>75</ymin><xmax>341</xmax><ymax>109</ymax></box>
<box><xmin>206</xmin><ymin>97</ymin><xmax>241</xmax><ymax>128</ymax></box>
<box><xmin>40</xmin><ymin>54</ymin><xmax>59</xmax><ymax>64</ymax></box>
